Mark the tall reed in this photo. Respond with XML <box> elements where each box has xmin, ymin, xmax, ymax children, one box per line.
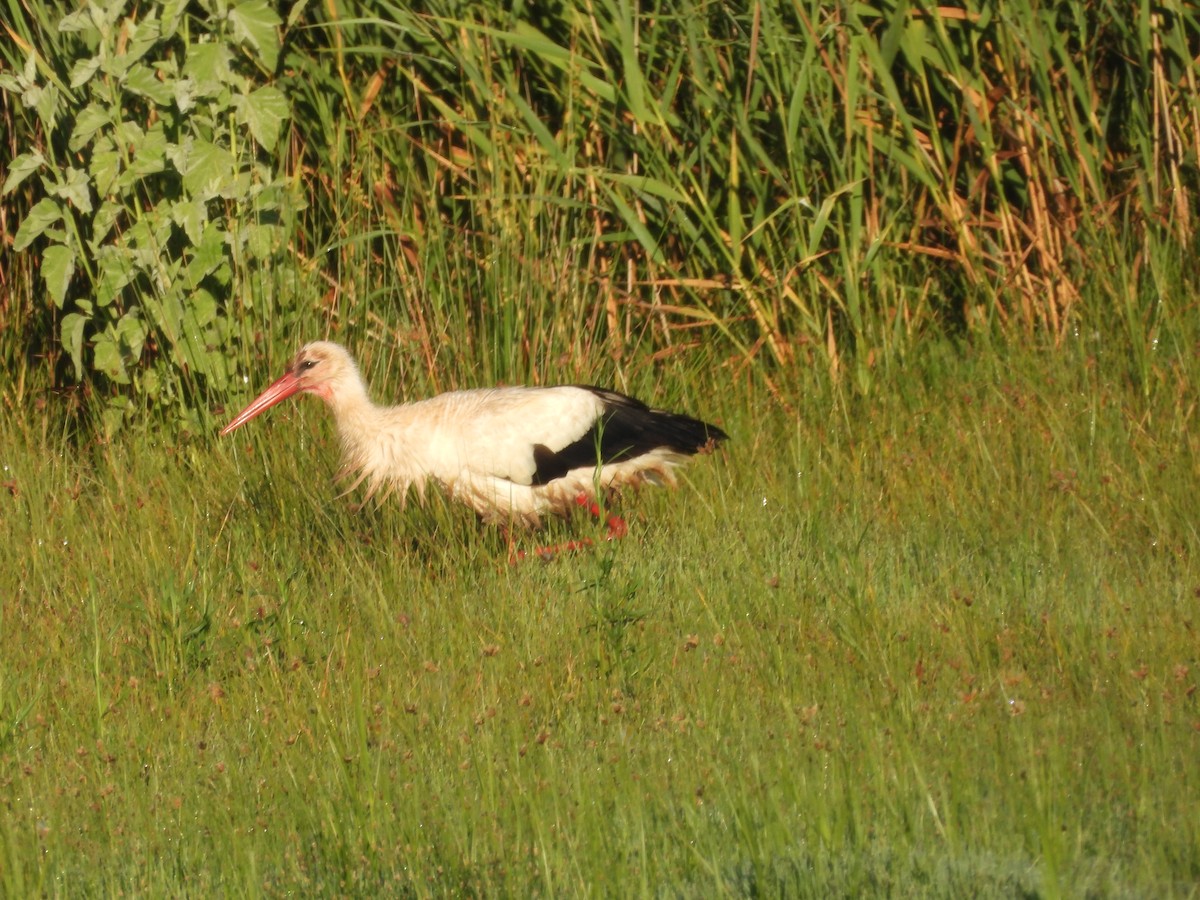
<box><xmin>2</xmin><ymin>0</ymin><xmax>1197</xmax><ymax>410</ymax></box>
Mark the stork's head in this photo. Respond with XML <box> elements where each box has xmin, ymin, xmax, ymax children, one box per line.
<box><xmin>220</xmin><ymin>341</ymin><xmax>362</xmax><ymax>436</ymax></box>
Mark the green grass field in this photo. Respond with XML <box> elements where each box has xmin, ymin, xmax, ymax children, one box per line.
<box><xmin>2</xmin><ymin>336</ymin><xmax>1197</xmax><ymax>896</ymax></box>
<box><xmin>3</xmin><ymin>0</ymin><xmax>1200</xmax><ymax>893</ymax></box>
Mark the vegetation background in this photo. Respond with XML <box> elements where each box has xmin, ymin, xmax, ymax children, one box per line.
<box><xmin>1</xmin><ymin>0</ymin><xmax>1198</xmax><ymax>894</ymax></box>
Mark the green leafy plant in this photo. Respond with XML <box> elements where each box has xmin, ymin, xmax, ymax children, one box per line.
<box><xmin>1</xmin><ymin>0</ymin><xmax>298</xmax><ymax>432</ymax></box>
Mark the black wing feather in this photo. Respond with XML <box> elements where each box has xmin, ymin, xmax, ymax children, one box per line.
<box><xmin>530</xmin><ymin>387</ymin><xmax>727</xmax><ymax>486</ymax></box>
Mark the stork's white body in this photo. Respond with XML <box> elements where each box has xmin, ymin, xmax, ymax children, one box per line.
<box><xmin>221</xmin><ymin>342</ymin><xmax>726</xmax><ymax>527</ymax></box>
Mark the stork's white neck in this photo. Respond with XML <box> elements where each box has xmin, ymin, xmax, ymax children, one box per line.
<box><xmin>320</xmin><ymin>371</ymin><xmax>384</xmax><ymax>452</ymax></box>
<box><xmin>319</xmin><ymin>373</ymin><xmax>429</xmax><ymax>500</ymax></box>
<box><xmin>319</xmin><ymin>370</ymin><xmax>371</xmax><ymax>419</ymax></box>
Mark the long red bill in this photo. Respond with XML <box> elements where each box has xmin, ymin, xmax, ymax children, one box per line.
<box><xmin>219</xmin><ymin>371</ymin><xmax>302</xmax><ymax>436</ymax></box>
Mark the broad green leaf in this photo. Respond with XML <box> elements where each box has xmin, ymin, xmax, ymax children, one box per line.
<box><xmin>236</xmin><ymin>85</ymin><xmax>289</xmax><ymax>151</ymax></box>
<box><xmin>89</xmin><ymin>0</ymin><xmax>124</xmax><ymax>32</ymax></box>
<box><xmin>58</xmin><ymin>8</ymin><xmax>98</xmax><ymax>34</ymax></box>
<box><xmin>123</xmin><ymin>63</ymin><xmax>174</xmax><ymax>106</ymax></box>
<box><xmin>60</xmin><ymin>312</ymin><xmax>88</xmax><ymax>380</ymax></box>
<box><xmin>69</xmin><ymin>56</ymin><xmax>102</xmax><ymax>89</ymax></box>
<box><xmin>160</xmin><ymin>0</ymin><xmax>190</xmax><ymax>38</ymax></box>
<box><xmin>51</xmin><ymin>166</ymin><xmax>94</xmax><ymax>214</ymax></box>
<box><xmin>90</xmin><ymin>201</ymin><xmax>123</xmax><ymax>247</ymax></box>
<box><xmin>100</xmin><ymin>53</ymin><xmax>134</xmax><ymax>79</ymax></box>
<box><xmin>114</xmin><ymin>119</ymin><xmax>145</xmax><ymax>146</ymax></box>
<box><xmin>89</xmin><ymin>138</ymin><xmax>121</xmax><ymax>198</ymax></box>
<box><xmin>185</xmin><ymin>223</ymin><xmax>229</xmax><ymax>287</ymax></box>
<box><xmin>184</xmin><ymin>42</ymin><xmax>233</xmax><ymax>95</ymax></box>
<box><xmin>221</xmin><ymin>172</ymin><xmax>253</xmax><ymax>201</ymax></box>
<box><xmin>124</xmin><ymin>123</ymin><xmax>168</xmax><ymax>180</ymax></box>
<box><xmin>117</xmin><ymin>310</ymin><xmax>148</xmax><ymax>360</ymax></box>
<box><xmin>251</xmin><ymin>181</ymin><xmax>290</xmax><ymax>213</ymax></box>
<box><xmin>117</xmin><ymin>128</ymin><xmax>167</xmax><ymax>191</ymax></box>
<box><xmin>95</xmin><ymin>249</ymin><xmax>137</xmax><ymax>306</ymax></box>
<box><xmin>28</xmin><ymin>83</ymin><xmax>60</xmax><ymax>131</ymax></box>
<box><xmin>70</xmin><ymin>103</ymin><xmax>111</xmax><ymax>151</ymax></box>
<box><xmin>164</xmin><ymin>139</ymin><xmax>188</xmax><ymax>178</ymax></box>
<box><xmin>173</xmin><ymin>75</ymin><xmax>197</xmax><ymax>113</ymax></box>
<box><xmin>185</xmin><ymin>289</ymin><xmax>218</xmax><ymax>329</ymax></box>
<box><xmin>122</xmin><ymin>217</ymin><xmax>175</xmax><ymax>269</ymax></box>
<box><xmin>121</xmin><ymin>16</ymin><xmax>162</xmax><ymax>66</ymax></box>
<box><xmin>13</xmin><ymin>197</ymin><xmax>62</xmax><ymax>251</ymax></box>
<box><xmin>175</xmin><ymin>139</ymin><xmax>238</xmax><ymax>198</ymax></box>
<box><xmin>243</xmin><ymin>221</ymin><xmax>282</xmax><ymax>259</ymax></box>
<box><xmin>94</xmin><ymin>332</ymin><xmax>129</xmax><ymax>382</ymax></box>
<box><xmin>2</xmin><ymin>151</ymin><xmax>44</xmax><ymax>194</ymax></box>
<box><xmin>42</xmin><ymin>244</ymin><xmax>75</xmax><ymax>307</ymax></box>
<box><xmin>199</xmin><ymin>347</ymin><xmax>229</xmax><ymax>389</ymax></box>
<box><xmin>229</xmin><ymin>0</ymin><xmax>282</xmax><ymax>71</ymax></box>
<box><xmin>172</xmin><ymin>197</ymin><xmax>208</xmax><ymax>246</ymax></box>
<box><xmin>143</xmin><ymin>288</ymin><xmax>185</xmax><ymax>344</ymax></box>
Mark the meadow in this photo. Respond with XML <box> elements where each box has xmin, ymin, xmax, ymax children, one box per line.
<box><xmin>3</xmin><ymin>0</ymin><xmax>1200</xmax><ymax>894</ymax></box>
<box><xmin>2</xmin><ymin>331</ymin><xmax>1198</xmax><ymax>895</ymax></box>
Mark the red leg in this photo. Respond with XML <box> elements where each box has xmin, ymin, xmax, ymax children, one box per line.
<box><xmin>507</xmin><ymin>493</ymin><xmax>626</xmax><ymax>563</ymax></box>
<box><xmin>509</xmin><ymin>536</ymin><xmax>596</xmax><ymax>564</ymax></box>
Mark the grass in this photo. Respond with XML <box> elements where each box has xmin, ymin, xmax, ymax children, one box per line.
<box><xmin>3</xmin><ymin>0</ymin><xmax>1199</xmax><ymax>893</ymax></box>
<box><xmin>1</xmin><ymin>331</ymin><xmax>1197</xmax><ymax>896</ymax></box>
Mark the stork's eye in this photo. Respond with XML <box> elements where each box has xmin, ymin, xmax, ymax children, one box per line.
<box><xmin>299</xmin><ymin>359</ymin><xmax>318</xmax><ymax>371</ymax></box>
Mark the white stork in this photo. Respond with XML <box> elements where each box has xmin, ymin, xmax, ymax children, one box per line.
<box><xmin>220</xmin><ymin>342</ymin><xmax>727</xmax><ymax>533</ymax></box>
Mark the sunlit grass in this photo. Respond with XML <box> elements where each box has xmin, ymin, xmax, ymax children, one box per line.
<box><xmin>2</xmin><ymin>334</ymin><xmax>1197</xmax><ymax>895</ymax></box>
<box><xmin>2</xmin><ymin>0</ymin><xmax>1198</xmax><ymax>893</ymax></box>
